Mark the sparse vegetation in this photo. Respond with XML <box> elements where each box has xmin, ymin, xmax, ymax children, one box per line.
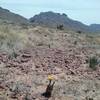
<box><xmin>57</xmin><ymin>24</ymin><xmax>64</xmax><ymax>30</ymax></box>
<box><xmin>21</xmin><ymin>23</ymin><xmax>29</xmax><ymax>29</ymax></box>
<box><xmin>8</xmin><ymin>49</ymin><xmax>18</xmax><ymax>59</ymax></box>
<box><xmin>74</xmin><ymin>41</ymin><xmax>77</xmax><ymax>45</ymax></box>
<box><xmin>0</xmin><ymin>25</ymin><xmax>28</xmax><ymax>56</ymax></box>
<box><xmin>77</xmin><ymin>30</ymin><xmax>82</xmax><ymax>34</ymax></box>
<box><xmin>89</xmin><ymin>56</ymin><xmax>98</xmax><ymax>70</ymax></box>
<box><xmin>0</xmin><ymin>24</ymin><xmax>100</xmax><ymax>100</ymax></box>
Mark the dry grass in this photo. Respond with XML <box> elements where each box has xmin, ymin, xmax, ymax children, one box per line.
<box><xmin>0</xmin><ymin>24</ymin><xmax>100</xmax><ymax>55</ymax></box>
<box><xmin>0</xmin><ymin>24</ymin><xmax>28</xmax><ymax>55</ymax></box>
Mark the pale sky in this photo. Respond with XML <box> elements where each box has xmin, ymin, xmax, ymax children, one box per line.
<box><xmin>0</xmin><ymin>0</ymin><xmax>100</xmax><ymax>25</ymax></box>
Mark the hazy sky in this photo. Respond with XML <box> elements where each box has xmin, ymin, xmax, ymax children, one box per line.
<box><xmin>0</xmin><ymin>0</ymin><xmax>100</xmax><ymax>25</ymax></box>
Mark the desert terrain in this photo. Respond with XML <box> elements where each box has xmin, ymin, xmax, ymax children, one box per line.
<box><xmin>0</xmin><ymin>22</ymin><xmax>100</xmax><ymax>100</ymax></box>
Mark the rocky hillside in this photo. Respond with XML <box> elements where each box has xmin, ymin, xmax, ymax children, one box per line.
<box><xmin>0</xmin><ymin>24</ymin><xmax>100</xmax><ymax>100</ymax></box>
<box><xmin>0</xmin><ymin>7</ymin><xmax>100</xmax><ymax>100</ymax></box>
<box><xmin>30</xmin><ymin>11</ymin><xmax>100</xmax><ymax>32</ymax></box>
<box><xmin>0</xmin><ymin>7</ymin><xmax>29</xmax><ymax>24</ymax></box>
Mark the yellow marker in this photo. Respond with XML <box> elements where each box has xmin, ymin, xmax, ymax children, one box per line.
<box><xmin>48</xmin><ymin>75</ymin><xmax>54</xmax><ymax>80</ymax></box>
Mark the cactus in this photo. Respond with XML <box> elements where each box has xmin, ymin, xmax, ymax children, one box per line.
<box><xmin>89</xmin><ymin>56</ymin><xmax>98</xmax><ymax>70</ymax></box>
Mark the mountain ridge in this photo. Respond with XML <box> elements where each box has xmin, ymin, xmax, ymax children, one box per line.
<box><xmin>30</xmin><ymin>11</ymin><xmax>100</xmax><ymax>32</ymax></box>
<box><xmin>0</xmin><ymin>7</ymin><xmax>29</xmax><ymax>24</ymax></box>
<box><xmin>0</xmin><ymin>7</ymin><xmax>100</xmax><ymax>32</ymax></box>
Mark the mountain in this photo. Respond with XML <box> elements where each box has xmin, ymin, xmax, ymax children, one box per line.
<box><xmin>89</xmin><ymin>24</ymin><xmax>100</xmax><ymax>32</ymax></box>
<box><xmin>30</xmin><ymin>11</ymin><xmax>100</xmax><ymax>32</ymax></box>
<box><xmin>0</xmin><ymin>6</ymin><xmax>100</xmax><ymax>32</ymax></box>
<box><xmin>0</xmin><ymin>7</ymin><xmax>29</xmax><ymax>24</ymax></box>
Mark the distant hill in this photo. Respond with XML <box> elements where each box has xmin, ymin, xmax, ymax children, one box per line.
<box><xmin>0</xmin><ymin>7</ymin><xmax>29</xmax><ymax>24</ymax></box>
<box><xmin>0</xmin><ymin>7</ymin><xmax>100</xmax><ymax>32</ymax></box>
<box><xmin>30</xmin><ymin>11</ymin><xmax>100</xmax><ymax>32</ymax></box>
<box><xmin>89</xmin><ymin>24</ymin><xmax>100</xmax><ymax>32</ymax></box>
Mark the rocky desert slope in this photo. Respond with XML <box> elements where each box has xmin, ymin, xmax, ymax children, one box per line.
<box><xmin>0</xmin><ymin>24</ymin><xmax>100</xmax><ymax>100</ymax></box>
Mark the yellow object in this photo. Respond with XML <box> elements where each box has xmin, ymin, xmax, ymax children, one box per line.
<box><xmin>48</xmin><ymin>75</ymin><xmax>54</xmax><ymax>80</ymax></box>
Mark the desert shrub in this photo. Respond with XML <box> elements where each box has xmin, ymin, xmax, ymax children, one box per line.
<box><xmin>74</xmin><ymin>41</ymin><xmax>77</xmax><ymax>45</ymax></box>
<box><xmin>0</xmin><ymin>26</ymin><xmax>26</xmax><ymax>56</ymax></box>
<box><xmin>77</xmin><ymin>30</ymin><xmax>82</xmax><ymax>34</ymax></box>
<box><xmin>21</xmin><ymin>23</ymin><xmax>28</xmax><ymax>29</ymax></box>
<box><xmin>8</xmin><ymin>49</ymin><xmax>18</xmax><ymax>59</ymax></box>
<box><xmin>89</xmin><ymin>56</ymin><xmax>98</xmax><ymax>70</ymax></box>
<box><xmin>57</xmin><ymin>24</ymin><xmax>64</xmax><ymax>30</ymax></box>
<box><xmin>37</xmin><ymin>42</ymin><xmax>44</xmax><ymax>46</ymax></box>
<box><xmin>0</xmin><ymin>25</ymin><xmax>10</xmax><ymax>33</ymax></box>
<box><xmin>0</xmin><ymin>33</ymin><xmax>21</xmax><ymax>51</ymax></box>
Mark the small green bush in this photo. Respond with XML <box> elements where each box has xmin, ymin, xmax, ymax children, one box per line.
<box><xmin>57</xmin><ymin>24</ymin><xmax>64</xmax><ymax>30</ymax></box>
<box><xmin>8</xmin><ymin>49</ymin><xmax>18</xmax><ymax>59</ymax></box>
<box><xmin>77</xmin><ymin>30</ymin><xmax>82</xmax><ymax>34</ymax></box>
<box><xmin>89</xmin><ymin>56</ymin><xmax>98</xmax><ymax>70</ymax></box>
